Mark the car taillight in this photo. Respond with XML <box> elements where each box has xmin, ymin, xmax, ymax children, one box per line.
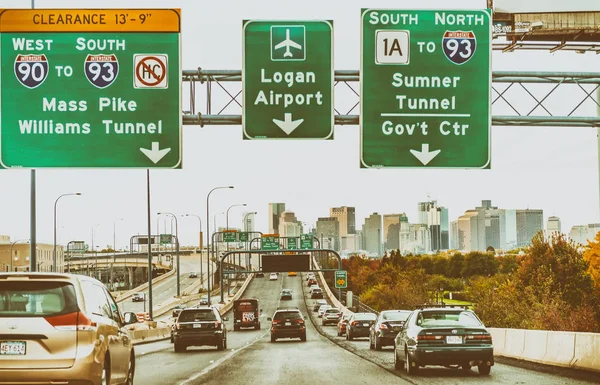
<box><xmin>351</xmin><ymin>321</ymin><xmax>358</xmax><ymax>326</ymax></box>
<box><xmin>466</xmin><ymin>334</ymin><xmax>492</xmax><ymax>341</ymax></box>
<box><xmin>272</xmin><ymin>320</ymin><xmax>281</xmax><ymax>324</ymax></box>
<box><xmin>417</xmin><ymin>335</ymin><xmax>443</xmax><ymax>341</ymax></box>
<box><xmin>45</xmin><ymin>311</ymin><xmax>96</xmax><ymax>331</ymax></box>
<box><xmin>379</xmin><ymin>324</ymin><xmax>388</xmax><ymax>330</ymax></box>
<box><xmin>214</xmin><ymin>322</ymin><xmax>221</xmax><ymax>329</ymax></box>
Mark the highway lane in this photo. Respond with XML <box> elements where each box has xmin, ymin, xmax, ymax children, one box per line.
<box><xmin>133</xmin><ymin>272</ymin><xmax>409</xmax><ymax>385</ymax></box>
<box><xmin>304</xmin><ymin>273</ymin><xmax>600</xmax><ymax>385</ymax></box>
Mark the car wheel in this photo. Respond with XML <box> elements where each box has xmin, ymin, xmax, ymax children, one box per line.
<box><xmin>233</xmin><ymin>324</ymin><xmax>239</xmax><ymax>331</ymax></box>
<box><xmin>300</xmin><ymin>333</ymin><xmax>306</xmax><ymax>342</ymax></box>
<box><xmin>101</xmin><ymin>354</ymin><xmax>110</xmax><ymax>385</ymax></box>
<box><xmin>405</xmin><ymin>349</ymin><xmax>419</xmax><ymax>375</ymax></box>
<box><xmin>478</xmin><ymin>363</ymin><xmax>491</xmax><ymax>375</ymax></box>
<box><xmin>271</xmin><ymin>335</ymin><xmax>276</xmax><ymax>343</ymax></box>
<box><xmin>348</xmin><ymin>330</ymin><xmax>353</xmax><ymax>341</ymax></box>
<box><xmin>394</xmin><ymin>347</ymin><xmax>404</xmax><ymax>370</ymax></box>
<box><xmin>170</xmin><ymin>334</ymin><xmax>174</xmax><ymax>343</ymax></box>
<box><xmin>369</xmin><ymin>335</ymin><xmax>374</xmax><ymax>350</ymax></box>
<box><xmin>255</xmin><ymin>323</ymin><xmax>260</xmax><ymax>330</ymax></box>
<box><xmin>223</xmin><ymin>338</ymin><xmax>227</xmax><ymax>350</ymax></box>
<box><xmin>217</xmin><ymin>338</ymin><xmax>224</xmax><ymax>351</ymax></box>
<box><xmin>124</xmin><ymin>353</ymin><xmax>135</xmax><ymax>385</ymax></box>
<box><xmin>174</xmin><ymin>342</ymin><xmax>185</xmax><ymax>353</ymax></box>
<box><xmin>375</xmin><ymin>336</ymin><xmax>382</xmax><ymax>351</ymax></box>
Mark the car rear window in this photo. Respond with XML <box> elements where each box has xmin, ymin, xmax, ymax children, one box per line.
<box><xmin>354</xmin><ymin>313</ymin><xmax>377</xmax><ymax>321</ymax></box>
<box><xmin>313</xmin><ymin>288</ymin><xmax>322</xmax><ymax>292</ymax></box>
<box><xmin>383</xmin><ymin>311</ymin><xmax>411</xmax><ymax>321</ymax></box>
<box><xmin>0</xmin><ymin>281</ymin><xmax>78</xmax><ymax>317</ymax></box>
<box><xmin>419</xmin><ymin>311</ymin><xmax>482</xmax><ymax>327</ymax></box>
<box><xmin>325</xmin><ymin>309</ymin><xmax>339</xmax><ymax>314</ymax></box>
<box><xmin>179</xmin><ymin>309</ymin><xmax>217</xmax><ymax>322</ymax></box>
<box><xmin>274</xmin><ymin>311</ymin><xmax>302</xmax><ymax>321</ymax></box>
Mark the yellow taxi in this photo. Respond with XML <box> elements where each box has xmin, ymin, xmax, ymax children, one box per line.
<box><xmin>287</xmin><ymin>272</ymin><xmax>297</xmax><ymax>277</ymax></box>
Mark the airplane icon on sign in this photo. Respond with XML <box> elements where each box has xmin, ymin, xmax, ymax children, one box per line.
<box><xmin>274</xmin><ymin>29</ymin><xmax>302</xmax><ymax>58</ymax></box>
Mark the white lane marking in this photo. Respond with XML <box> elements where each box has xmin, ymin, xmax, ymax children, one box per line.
<box><xmin>177</xmin><ymin>331</ymin><xmax>269</xmax><ymax>385</ymax></box>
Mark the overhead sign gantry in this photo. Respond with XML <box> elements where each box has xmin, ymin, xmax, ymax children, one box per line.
<box><xmin>0</xmin><ymin>9</ymin><xmax>182</xmax><ymax>168</ymax></box>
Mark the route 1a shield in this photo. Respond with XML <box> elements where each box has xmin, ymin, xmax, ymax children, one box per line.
<box><xmin>442</xmin><ymin>31</ymin><xmax>476</xmax><ymax>65</ymax></box>
<box><xmin>84</xmin><ymin>54</ymin><xmax>119</xmax><ymax>88</ymax></box>
<box><xmin>14</xmin><ymin>54</ymin><xmax>49</xmax><ymax>89</ymax></box>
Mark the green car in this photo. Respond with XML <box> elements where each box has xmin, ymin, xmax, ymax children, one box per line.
<box><xmin>393</xmin><ymin>306</ymin><xmax>493</xmax><ymax>375</ymax></box>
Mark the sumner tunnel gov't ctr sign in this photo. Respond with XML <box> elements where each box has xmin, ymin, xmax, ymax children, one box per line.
<box><xmin>0</xmin><ymin>9</ymin><xmax>181</xmax><ymax>168</ymax></box>
<box><xmin>360</xmin><ymin>9</ymin><xmax>491</xmax><ymax>168</ymax></box>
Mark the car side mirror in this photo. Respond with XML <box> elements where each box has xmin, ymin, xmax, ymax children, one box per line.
<box><xmin>222</xmin><ymin>316</ymin><xmax>229</xmax><ymax>321</ymax></box>
<box><xmin>260</xmin><ymin>309</ymin><xmax>263</xmax><ymax>313</ymax></box>
<box><xmin>267</xmin><ymin>317</ymin><xmax>272</xmax><ymax>321</ymax></box>
<box><xmin>304</xmin><ymin>316</ymin><xmax>307</xmax><ymax>320</ymax></box>
<box><xmin>123</xmin><ymin>312</ymin><xmax>137</xmax><ymax>325</ymax></box>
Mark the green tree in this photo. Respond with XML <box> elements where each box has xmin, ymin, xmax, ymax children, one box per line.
<box><xmin>583</xmin><ymin>232</ymin><xmax>600</xmax><ymax>289</ymax></box>
<box><xmin>461</xmin><ymin>251</ymin><xmax>499</xmax><ymax>278</ymax></box>
<box><xmin>447</xmin><ymin>253</ymin><xmax>465</xmax><ymax>278</ymax></box>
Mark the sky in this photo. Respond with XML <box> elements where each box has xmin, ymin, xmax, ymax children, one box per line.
<box><xmin>0</xmin><ymin>0</ymin><xmax>599</xmax><ymax>250</ymax></box>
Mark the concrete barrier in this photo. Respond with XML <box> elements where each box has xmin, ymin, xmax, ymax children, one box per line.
<box><xmin>488</xmin><ymin>328</ymin><xmax>506</xmax><ymax>355</ymax></box>
<box><xmin>503</xmin><ymin>328</ymin><xmax>526</xmax><ymax>359</ymax></box>
<box><xmin>571</xmin><ymin>332</ymin><xmax>600</xmax><ymax>372</ymax></box>
<box><xmin>521</xmin><ymin>330</ymin><xmax>548</xmax><ymax>363</ymax></box>
<box><xmin>312</xmin><ymin>257</ymin><xmax>353</xmax><ymax>314</ymax></box>
<box><xmin>130</xmin><ymin>326</ymin><xmax>172</xmax><ymax>345</ymax></box>
<box><xmin>541</xmin><ymin>331</ymin><xmax>575</xmax><ymax>367</ymax></box>
<box><xmin>116</xmin><ymin>268</ymin><xmax>176</xmax><ymax>303</ymax></box>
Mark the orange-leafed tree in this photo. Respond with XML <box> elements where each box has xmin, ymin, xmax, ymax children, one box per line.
<box><xmin>583</xmin><ymin>232</ymin><xmax>600</xmax><ymax>289</ymax></box>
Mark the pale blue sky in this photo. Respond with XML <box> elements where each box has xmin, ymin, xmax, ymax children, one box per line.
<box><xmin>0</xmin><ymin>0</ymin><xmax>598</xmax><ymax>249</ymax></box>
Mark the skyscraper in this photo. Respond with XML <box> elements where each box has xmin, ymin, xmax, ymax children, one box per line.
<box><xmin>316</xmin><ymin>217</ymin><xmax>340</xmax><ymax>251</ymax></box>
<box><xmin>418</xmin><ymin>200</ymin><xmax>449</xmax><ymax>251</ymax></box>
<box><xmin>516</xmin><ymin>209</ymin><xmax>544</xmax><ymax>248</ymax></box>
<box><xmin>278</xmin><ymin>211</ymin><xmax>303</xmax><ymax>237</ymax></box>
<box><xmin>547</xmin><ymin>216</ymin><xmax>561</xmax><ymax>236</ymax></box>
<box><xmin>362</xmin><ymin>213</ymin><xmax>382</xmax><ymax>256</ymax></box>
<box><xmin>268</xmin><ymin>203</ymin><xmax>286</xmax><ymax>234</ymax></box>
<box><xmin>569</xmin><ymin>223</ymin><xmax>600</xmax><ymax>246</ymax></box>
<box><xmin>383</xmin><ymin>213</ymin><xmax>406</xmax><ymax>251</ymax></box>
<box><xmin>330</xmin><ymin>206</ymin><xmax>356</xmax><ymax>237</ymax></box>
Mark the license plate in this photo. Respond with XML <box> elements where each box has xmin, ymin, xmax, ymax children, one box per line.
<box><xmin>363</xmin><ymin>323</ymin><xmax>369</xmax><ymax>327</ymax></box>
<box><xmin>285</xmin><ymin>322</ymin><xmax>291</xmax><ymax>326</ymax></box>
<box><xmin>446</xmin><ymin>336</ymin><xmax>463</xmax><ymax>344</ymax></box>
<box><xmin>1</xmin><ymin>341</ymin><xmax>26</xmax><ymax>355</ymax></box>
<box><xmin>193</xmin><ymin>323</ymin><xmax>201</xmax><ymax>328</ymax></box>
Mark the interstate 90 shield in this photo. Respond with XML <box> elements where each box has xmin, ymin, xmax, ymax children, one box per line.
<box><xmin>442</xmin><ymin>31</ymin><xmax>477</xmax><ymax>65</ymax></box>
<box><xmin>14</xmin><ymin>54</ymin><xmax>49</xmax><ymax>89</ymax></box>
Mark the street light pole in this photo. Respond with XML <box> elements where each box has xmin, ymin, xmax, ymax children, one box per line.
<box><xmin>158</xmin><ymin>212</ymin><xmax>180</xmax><ymax>297</ymax></box>
<box><xmin>112</xmin><ymin>218</ymin><xmax>123</xmax><ymax>290</ymax></box>
<box><xmin>226</xmin><ymin>203</ymin><xmax>246</xmax><ymax>252</ymax></box>
<box><xmin>53</xmin><ymin>192</ymin><xmax>81</xmax><ymax>272</ymax></box>
<box><xmin>91</xmin><ymin>224</ymin><xmax>99</xmax><ymax>278</ymax></box>
<box><xmin>206</xmin><ymin>186</ymin><xmax>234</xmax><ymax>305</ymax></box>
<box><xmin>10</xmin><ymin>239</ymin><xmax>29</xmax><ymax>272</ymax></box>
<box><xmin>242</xmin><ymin>212</ymin><xmax>257</xmax><ymax>269</ymax></box>
<box><xmin>183</xmin><ymin>214</ymin><xmax>203</xmax><ymax>281</ymax></box>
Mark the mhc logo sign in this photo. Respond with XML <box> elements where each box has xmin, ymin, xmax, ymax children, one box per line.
<box><xmin>134</xmin><ymin>54</ymin><xmax>169</xmax><ymax>88</ymax></box>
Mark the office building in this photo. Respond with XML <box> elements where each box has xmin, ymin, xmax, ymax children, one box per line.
<box><xmin>0</xmin><ymin>243</ymin><xmax>63</xmax><ymax>273</ymax></box>
<box><xmin>268</xmin><ymin>203</ymin><xmax>286</xmax><ymax>234</ymax></box>
<box><xmin>418</xmin><ymin>200</ymin><xmax>450</xmax><ymax>251</ymax></box>
<box><xmin>362</xmin><ymin>213</ymin><xmax>382</xmax><ymax>256</ymax></box>
<box><xmin>516</xmin><ymin>209</ymin><xmax>544</xmax><ymax>248</ymax></box>
<box><xmin>450</xmin><ymin>220</ymin><xmax>459</xmax><ymax>250</ymax></box>
<box><xmin>278</xmin><ymin>211</ymin><xmax>303</xmax><ymax>238</ymax></box>
<box><xmin>383</xmin><ymin>213</ymin><xmax>406</xmax><ymax>251</ymax></box>
<box><xmin>0</xmin><ymin>235</ymin><xmax>9</xmax><ymax>245</ymax></box>
<box><xmin>547</xmin><ymin>216</ymin><xmax>561</xmax><ymax>237</ymax></box>
<box><xmin>316</xmin><ymin>217</ymin><xmax>340</xmax><ymax>251</ymax></box>
<box><xmin>569</xmin><ymin>223</ymin><xmax>600</xmax><ymax>246</ymax></box>
<box><xmin>330</xmin><ymin>206</ymin><xmax>356</xmax><ymax>237</ymax></box>
<box><xmin>242</xmin><ymin>212</ymin><xmax>256</xmax><ymax>232</ymax></box>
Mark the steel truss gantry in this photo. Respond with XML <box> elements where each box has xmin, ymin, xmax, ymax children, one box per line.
<box><xmin>181</xmin><ymin>70</ymin><xmax>600</xmax><ymax>128</ymax></box>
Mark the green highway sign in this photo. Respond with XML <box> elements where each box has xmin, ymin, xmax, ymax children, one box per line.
<box><xmin>159</xmin><ymin>234</ymin><xmax>172</xmax><ymax>245</ymax></box>
<box><xmin>286</xmin><ymin>237</ymin><xmax>298</xmax><ymax>250</ymax></box>
<box><xmin>242</xmin><ymin>20</ymin><xmax>333</xmax><ymax>139</ymax></box>
<box><xmin>223</xmin><ymin>231</ymin><xmax>237</xmax><ymax>243</ymax></box>
<box><xmin>360</xmin><ymin>9</ymin><xmax>491</xmax><ymax>168</ymax></box>
<box><xmin>261</xmin><ymin>234</ymin><xmax>280</xmax><ymax>250</ymax></box>
<box><xmin>238</xmin><ymin>232</ymin><xmax>249</xmax><ymax>242</ymax></box>
<box><xmin>335</xmin><ymin>270</ymin><xmax>347</xmax><ymax>289</ymax></box>
<box><xmin>300</xmin><ymin>234</ymin><xmax>313</xmax><ymax>249</ymax></box>
<box><xmin>0</xmin><ymin>9</ymin><xmax>181</xmax><ymax>168</ymax></box>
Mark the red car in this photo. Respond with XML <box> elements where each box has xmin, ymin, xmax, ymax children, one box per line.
<box><xmin>307</xmin><ymin>278</ymin><xmax>317</xmax><ymax>287</ymax></box>
<box><xmin>337</xmin><ymin>313</ymin><xmax>353</xmax><ymax>336</ymax></box>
